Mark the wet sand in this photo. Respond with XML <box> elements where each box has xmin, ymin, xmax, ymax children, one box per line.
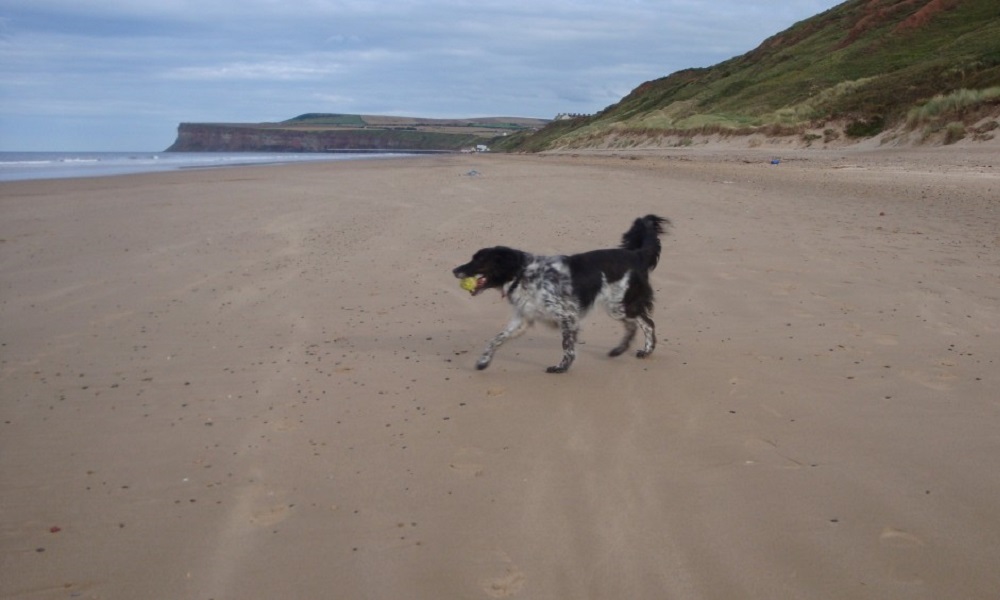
<box><xmin>2</xmin><ymin>148</ymin><xmax>999</xmax><ymax>598</ymax></box>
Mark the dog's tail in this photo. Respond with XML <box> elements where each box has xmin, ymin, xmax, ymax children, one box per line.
<box><xmin>620</xmin><ymin>214</ymin><xmax>670</xmax><ymax>270</ymax></box>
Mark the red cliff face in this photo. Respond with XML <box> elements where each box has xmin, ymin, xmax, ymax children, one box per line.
<box><xmin>165</xmin><ymin>123</ymin><xmax>482</xmax><ymax>152</ymax></box>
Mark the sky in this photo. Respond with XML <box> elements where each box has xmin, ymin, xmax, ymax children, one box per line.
<box><xmin>0</xmin><ymin>0</ymin><xmax>842</xmax><ymax>151</ymax></box>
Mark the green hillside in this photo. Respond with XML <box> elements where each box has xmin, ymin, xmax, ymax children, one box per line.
<box><xmin>499</xmin><ymin>0</ymin><xmax>1000</xmax><ymax>151</ymax></box>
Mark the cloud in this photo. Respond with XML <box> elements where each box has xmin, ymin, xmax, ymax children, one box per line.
<box><xmin>0</xmin><ymin>0</ymin><xmax>843</xmax><ymax>150</ymax></box>
<box><xmin>163</xmin><ymin>60</ymin><xmax>344</xmax><ymax>82</ymax></box>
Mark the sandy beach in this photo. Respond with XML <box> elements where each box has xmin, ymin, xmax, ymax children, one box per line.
<box><xmin>2</xmin><ymin>148</ymin><xmax>999</xmax><ymax>599</ymax></box>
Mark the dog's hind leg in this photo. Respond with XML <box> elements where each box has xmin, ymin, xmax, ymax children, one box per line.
<box><xmin>546</xmin><ymin>319</ymin><xmax>579</xmax><ymax>373</ymax></box>
<box><xmin>635</xmin><ymin>314</ymin><xmax>656</xmax><ymax>358</ymax></box>
<box><xmin>476</xmin><ymin>317</ymin><xmax>529</xmax><ymax>370</ymax></box>
<box><xmin>619</xmin><ymin>275</ymin><xmax>656</xmax><ymax>359</ymax></box>
<box><xmin>609</xmin><ymin>318</ymin><xmax>638</xmax><ymax>357</ymax></box>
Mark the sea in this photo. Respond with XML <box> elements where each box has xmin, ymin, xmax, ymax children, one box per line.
<box><xmin>0</xmin><ymin>151</ymin><xmax>407</xmax><ymax>183</ymax></box>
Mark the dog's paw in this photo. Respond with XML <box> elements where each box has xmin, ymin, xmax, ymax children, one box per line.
<box><xmin>636</xmin><ymin>349</ymin><xmax>652</xmax><ymax>359</ymax></box>
<box><xmin>476</xmin><ymin>356</ymin><xmax>492</xmax><ymax>370</ymax></box>
<box><xmin>545</xmin><ymin>365</ymin><xmax>568</xmax><ymax>374</ymax></box>
<box><xmin>608</xmin><ymin>346</ymin><xmax>628</xmax><ymax>357</ymax></box>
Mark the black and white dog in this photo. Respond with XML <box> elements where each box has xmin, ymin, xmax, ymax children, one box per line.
<box><xmin>452</xmin><ymin>214</ymin><xmax>669</xmax><ymax>373</ymax></box>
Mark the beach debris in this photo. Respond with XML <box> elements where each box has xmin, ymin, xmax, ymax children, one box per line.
<box><xmin>464</xmin><ymin>169</ymin><xmax>480</xmax><ymax>176</ymax></box>
<box><xmin>770</xmin><ymin>158</ymin><xmax>781</xmax><ymax>165</ymax></box>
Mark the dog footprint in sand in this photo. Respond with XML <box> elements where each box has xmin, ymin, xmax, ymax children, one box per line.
<box><xmin>879</xmin><ymin>527</ymin><xmax>924</xmax><ymax>548</ymax></box>
<box><xmin>250</xmin><ymin>504</ymin><xmax>292</xmax><ymax>527</ymax></box>
<box><xmin>271</xmin><ymin>417</ymin><xmax>300</xmax><ymax>432</ymax></box>
<box><xmin>901</xmin><ymin>364</ymin><xmax>958</xmax><ymax>391</ymax></box>
<box><xmin>449</xmin><ymin>447</ymin><xmax>485</xmax><ymax>477</ymax></box>
<box><xmin>484</xmin><ymin>567</ymin><xmax>525</xmax><ymax>598</ymax></box>
<box><xmin>879</xmin><ymin>527</ymin><xmax>927</xmax><ymax>583</ymax></box>
<box><xmin>483</xmin><ymin>553</ymin><xmax>526</xmax><ymax>598</ymax></box>
<box><xmin>236</xmin><ymin>483</ymin><xmax>293</xmax><ymax>527</ymax></box>
<box><xmin>872</xmin><ymin>333</ymin><xmax>899</xmax><ymax>346</ymax></box>
<box><xmin>742</xmin><ymin>438</ymin><xmax>804</xmax><ymax>469</ymax></box>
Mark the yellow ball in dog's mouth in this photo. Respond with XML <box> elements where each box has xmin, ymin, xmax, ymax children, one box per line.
<box><xmin>460</xmin><ymin>276</ymin><xmax>479</xmax><ymax>292</ymax></box>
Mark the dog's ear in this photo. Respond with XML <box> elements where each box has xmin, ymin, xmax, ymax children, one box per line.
<box><xmin>484</xmin><ymin>246</ymin><xmax>526</xmax><ymax>283</ymax></box>
<box><xmin>491</xmin><ymin>246</ymin><xmax>522</xmax><ymax>267</ymax></box>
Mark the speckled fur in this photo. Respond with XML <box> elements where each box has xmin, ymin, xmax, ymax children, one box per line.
<box><xmin>453</xmin><ymin>215</ymin><xmax>669</xmax><ymax>373</ymax></box>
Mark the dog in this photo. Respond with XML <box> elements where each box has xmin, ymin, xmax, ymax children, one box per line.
<box><xmin>452</xmin><ymin>214</ymin><xmax>669</xmax><ymax>373</ymax></box>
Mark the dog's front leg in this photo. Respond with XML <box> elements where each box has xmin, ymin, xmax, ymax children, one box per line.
<box><xmin>546</xmin><ymin>319</ymin><xmax>578</xmax><ymax>373</ymax></box>
<box><xmin>636</xmin><ymin>314</ymin><xmax>656</xmax><ymax>358</ymax></box>
<box><xmin>476</xmin><ymin>317</ymin><xmax>528</xmax><ymax>370</ymax></box>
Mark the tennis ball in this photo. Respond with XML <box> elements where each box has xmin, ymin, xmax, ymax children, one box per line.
<box><xmin>460</xmin><ymin>276</ymin><xmax>479</xmax><ymax>292</ymax></box>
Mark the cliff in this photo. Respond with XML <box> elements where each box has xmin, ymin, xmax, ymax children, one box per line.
<box><xmin>165</xmin><ymin>115</ymin><xmax>549</xmax><ymax>152</ymax></box>
<box><xmin>166</xmin><ymin>123</ymin><xmax>486</xmax><ymax>152</ymax></box>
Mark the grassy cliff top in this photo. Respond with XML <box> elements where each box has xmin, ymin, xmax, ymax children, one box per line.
<box><xmin>501</xmin><ymin>0</ymin><xmax>1000</xmax><ymax>151</ymax></box>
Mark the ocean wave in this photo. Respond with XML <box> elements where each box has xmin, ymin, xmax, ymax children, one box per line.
<box><xmin>0</xmin><ymin>151</ymin><xmax>405</xmax><ymax>182</ymax></box>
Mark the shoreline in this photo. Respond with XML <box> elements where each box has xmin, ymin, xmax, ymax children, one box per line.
<box><xmin>2</xmin><ymin>151</ymin><xmax>998</xmax><ymax>598</ymax></box>
<box><xmin>4</xmin><ymin>139</ymin><xmax>997</xmax><ymax>183</ymax></box>
<box><xmin>0</xmin><ymin>150</ymin><xmax>413</xmax><ymax>183</ymax></box>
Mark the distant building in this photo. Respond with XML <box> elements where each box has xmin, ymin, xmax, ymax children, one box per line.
<box><xmin>475</xmin><ymin>144</ymin><xmax>489</xmax><ymax>152</ymax></box>
<box><xmin>554</xmin><ymin>113</ymin><xmax>591</xmax><ymax>120</ymax></box>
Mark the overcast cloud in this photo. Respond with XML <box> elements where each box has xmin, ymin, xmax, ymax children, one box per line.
<box><xmin>0</xmin><ymin>0</ymin><xmax>841</xmax><ymax>150</ymax></box>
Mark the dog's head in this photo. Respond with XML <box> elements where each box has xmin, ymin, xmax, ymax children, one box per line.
<box><xmin>453</xmin><ymin>246</ymin><xmax>526</xmax><ymax>296</ymax></box>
